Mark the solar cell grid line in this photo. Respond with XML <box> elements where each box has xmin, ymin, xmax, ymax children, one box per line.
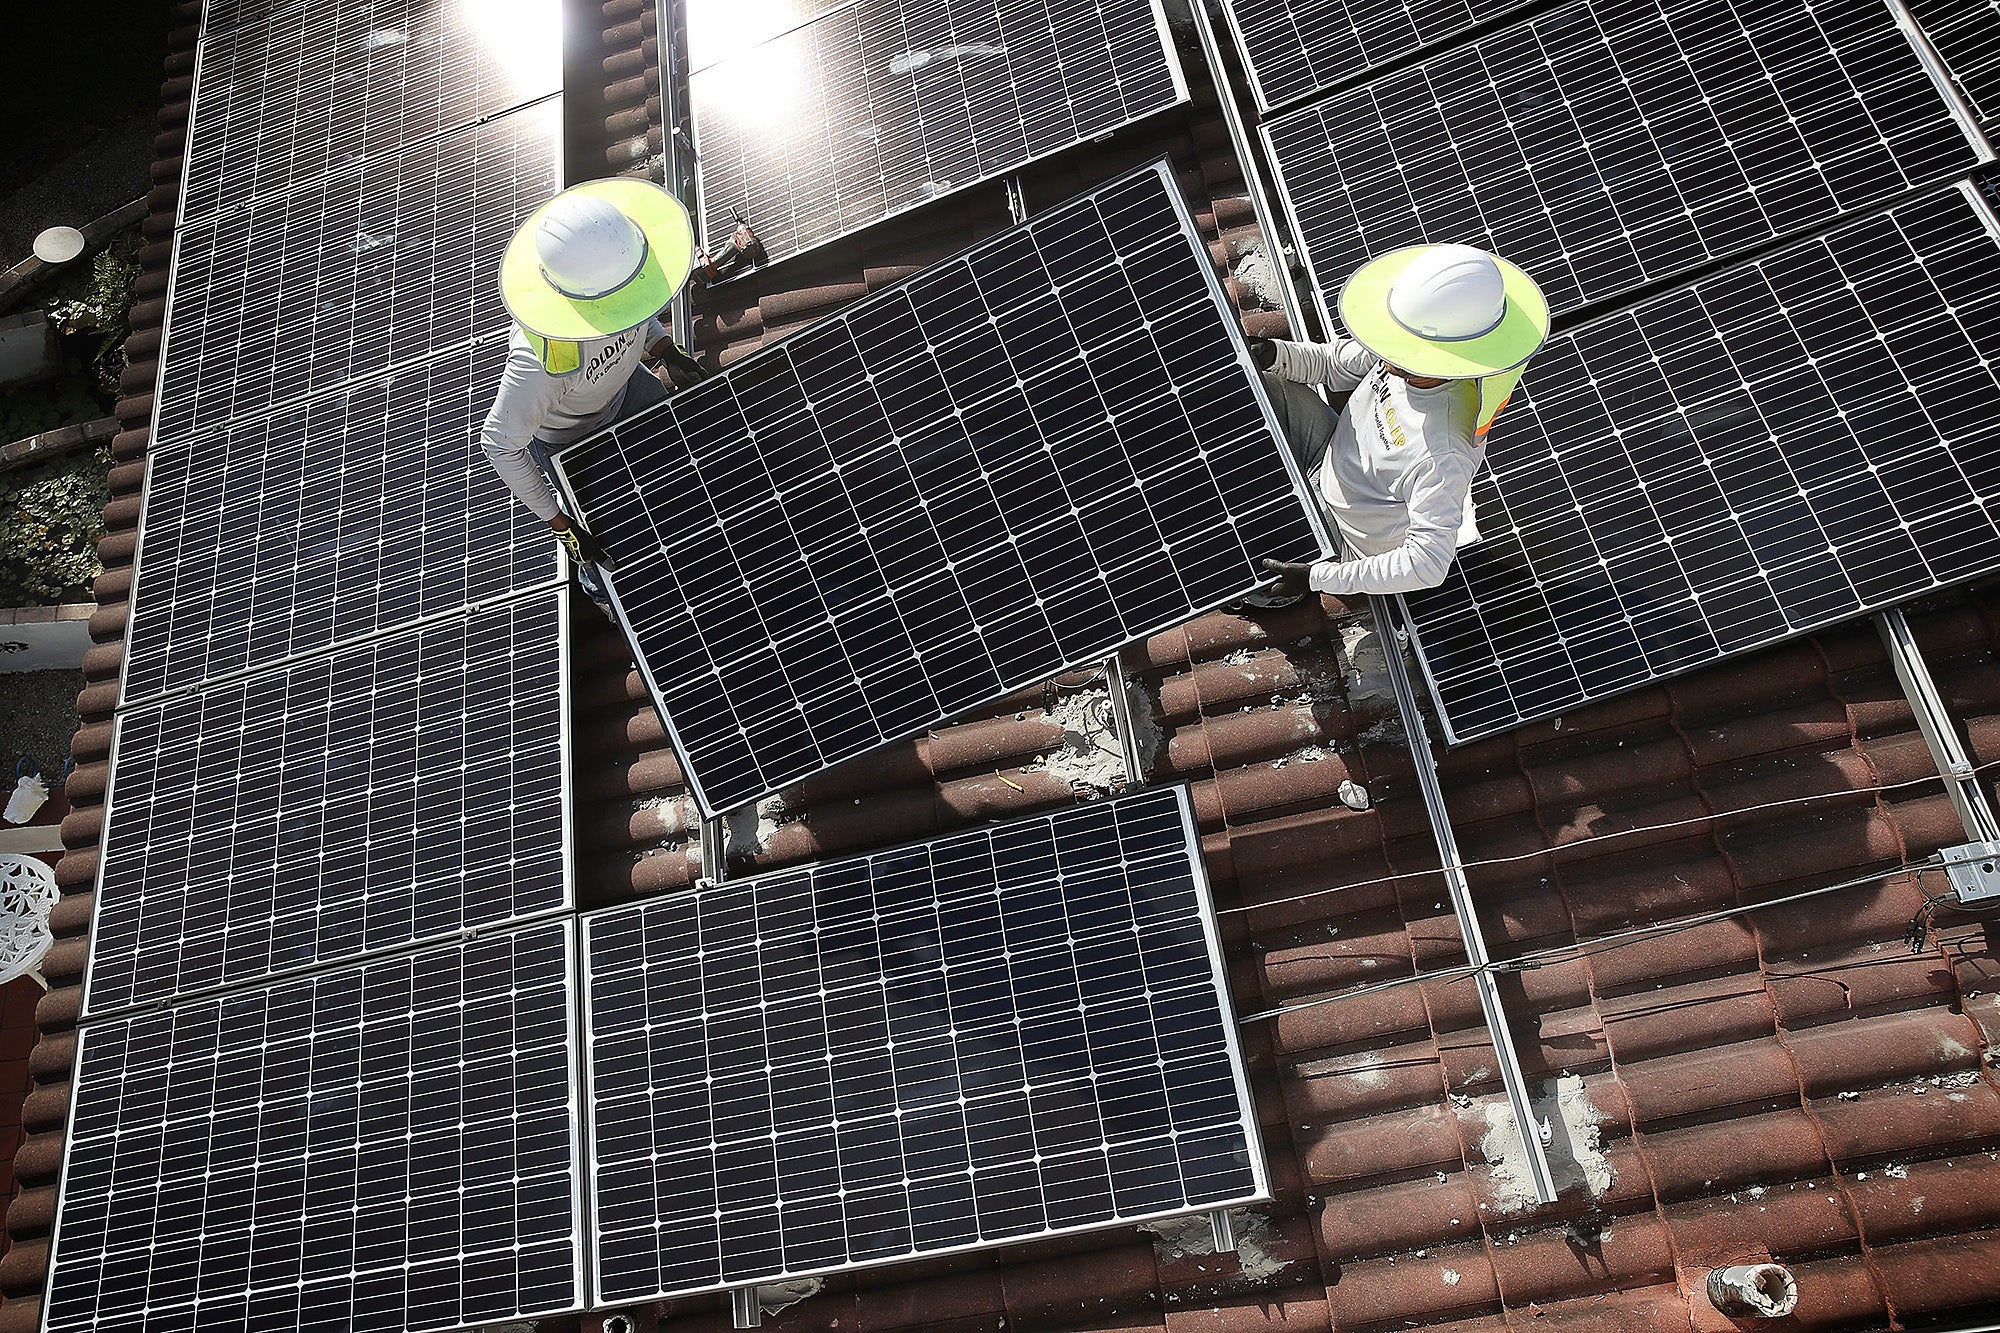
<box><xmin>1259</xmin><ymin>0</ymin><xmax>1984</xmax><ymax>324</ymax></box>
<box><xmin>688</xmin><ymin>0</ymin><xmax>1188</xmax><ymax>268</ymax></box>
<box><xmin>550</xmin><ymin>161</ymin><xmax>1330</xmax><ymax>817</ymax></box>
<box><xmin>121</xmin><ymin>338</ymin><xmax>559</xmax><ymax>706</ymax></box>
<box><xmin>1904</xmin><ymin>0</ymin><xmax>2000</xmax><ymax>137</ymax></box>
<box><xmin>1220</xmin><ymin>0</ymin><xmax>1509</xmax><ymax>113</ymax></box>
<box><xmin>152</xmin><ymin>96</ymin><xmax>560</xmax><ymax>450</ymax></box>
<box><xmin>1399</xmin><ymin>185</ymin><xmax>2000</xmax><ymax>743</ymax></box>
<box><xmin>181</xmin><ymin>0</ymin><xmax>563</xmax><ymax>226</ymax></box>
<box><xmin>581</xmin><ymin>784</ymin><xmax>1266</xmax><ymax>1303</ymax></box>
<box><xmin>83</xmin><ymin>590</ymin><xmax>570</xmax><ymax>1019</ymax></box>
<box><xmin>44</xmin><ymin>922</ymin><xmax>585</xmax><ymax>1333</ymax></box>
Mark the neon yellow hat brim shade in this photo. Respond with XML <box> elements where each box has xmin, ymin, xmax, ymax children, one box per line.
<box><xmin>500</xmin><ymin>177</ymin><xmax>696</xmax><ymax>341</ymax></box>
<box><xmin>1338</xmin><ymin>246</ymin><xmax>1550</xmax><ymax>380</ymax></box>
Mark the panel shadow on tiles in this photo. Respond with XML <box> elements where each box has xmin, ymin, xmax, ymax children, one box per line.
<box><xmin>153</xmin><ymin>96</ymin><xmax>560</xmax><ymax>448</ymax></box>
<box><xmin>688</xmin><ymin>0</ymin><xmax>1187</xmax><ymax>267</ymax></box>
<box><xmin>1400</xmin><ymin>188</ymin><xmax>2000</xmax><ymax>743</ymax></box>
<box><xmin>1261</xmin><ymin>0</ymin><xmax>1983</xmax><ymax>321</ymax></box>
<box><xmin>44</xmin><ymin>923</ymin><xmax>584</xmax><ymax>1333</ymax></box>
<box><xmin>1221</xmin><ymin>0</ymin><xmax>1516</xmax><ymax>113</ymax></box>
<box><xmin>582</xmin><ymin>785</ymin><xmax>1266</xmax><ymax>1303</ymax></box>
<box><xmin>551</xmin><ymin>162</ymin><xmax>1328</xmax><ymax>816</ymax></box>
<box><xmin>181</xmin><ymin>0</ymin><xmax>563</xmax><ymax>226</ymax></box>
<box><xmin>85</xmin><ymin>591</ymin><xmax>569</xmax><ymax>1018</ymax></box>
<box><xmin>1905</xmin><ymin>0</ymin><xmax>2000</xmax><ymax>136</ymax></box>
<box><xmin>122</xmin><ymin>338</ymin><xmax>558</xmax><ymax>706</ymax></box>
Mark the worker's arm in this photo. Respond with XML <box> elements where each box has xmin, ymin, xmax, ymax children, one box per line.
<box><xmin>1249</xmin><ymin>336</ymin><xmax>1375</xmax><ymax>392</ymax></box>
<box><xmin>479</xmin><ymin>351</ymin><xmax>567</xmax><ymax>522</ymax></box>
<box><xmin>1264</xmin><ymin>453</ymin><xmax>1477</xmax><ymax>597</ymax></box>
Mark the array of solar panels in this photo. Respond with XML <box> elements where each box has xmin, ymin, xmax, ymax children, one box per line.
<box><xmin>1261</xmin><ymin>0</ymin><xmax>1981</xmax><ymax>320</ymax></box>
<box><xmin>1231</xmin><ymin>0</ymin><xmax>2000</xmax><ymax>742</ymax></box>
<box><xmin>1405</xmin><ymin>187</ymin><xmax>2000</xmax><ymax>738</ymax></box>
<box><xmin>687</xmin><ymin>0</ymin><xmax>1189</xmax><ymax>266</ymax></box>
<box><xmin>48</xmin><ymin>1</ymin><xmax>582</xmax><ymax>1329</ymax></box>
<box><xmin>585</xmin><ymin>786</ymin><xmax>1264</xmax><ymax>1303</ymax></box>
<box><xmin>551</xmin><ymin>163</ymin><xmax>1329</xmax><ymax>815</ymax></box>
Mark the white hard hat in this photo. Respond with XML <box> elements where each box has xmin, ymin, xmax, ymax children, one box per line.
<box><xmin>1385</xmin><ymin>243</ymin><xmax>1508</xmax><ymax>342</ymax></box>
<box><xmin>535</xmin><ymin>191</ymin><xmax>649</xmax><ymax>300</ymax></box>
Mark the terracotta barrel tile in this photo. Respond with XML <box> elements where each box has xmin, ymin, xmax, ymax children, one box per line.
<box><xmin>1315</xmin><ymin>1173</ymin><xmax>1483</xmax><ymax>1262</ymax></box>
<box><xmin>1299</xmin><ymin>1103</ymin><xmax>1464</xmax><ymax>1186</ymax></box>
<box><xmin>1845</xmin><ymin>1154</ymin><xmax>2000</xmax><ymax>1246</ymax></box>
<box><xmin>1323</xmin><ymin>1244</ymin><xmax>1498</xmax><ymax>1328</ymax></box>
<box><xmin>1816</xmin><ymin>1080</ymin><xmax>2000</xmax><ymax>1160</ymax></box>
<box><xmin>1635</xmin><ymin>1111</ymin><xmax>1829</xmax><ymax>1202</ymax></box>
<box><xmin>1784</xmin><ymin>1010</ymin><xmax>1984</xmax><ymax>1096</ymax></box>
<box><xmin>1487</xmin><ymin>1213</ymin><xmax>1674</xmax><ymax>1309</ymax></box>
<box><xmin>1616</xmin><ymin>1040</ymin><xmax>1808</xmax><ymax>1120</ymax></box>
<box><xmin>1871</xmin><ymin>1231</ymin><xmax>2000</xmax><ymax>1324</ymax></box>
<box><xmin>1662</xmin><ymin>1182</ymin><xmax>1859</xmax><ymax>1257</ymax></box>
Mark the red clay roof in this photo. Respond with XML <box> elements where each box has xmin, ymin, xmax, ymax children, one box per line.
<box><xmin>8</xmin><ymin>2</ymin><xmax>2000</xmax><ymax>1330</ymax></box>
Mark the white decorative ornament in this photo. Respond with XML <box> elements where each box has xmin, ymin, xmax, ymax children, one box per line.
<box><xmin>0</xmin><ymin>854</ymin><xmax>59</xmax><ymax>987</ymax></box>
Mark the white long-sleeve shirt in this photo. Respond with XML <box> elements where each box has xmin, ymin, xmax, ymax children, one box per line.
<box><xmin>480</xmin><ymin>317</ymin><xmax>669</xmax><ymax>520</ymax></box>
<box><xmin>1268</xmin><ymin>337</ymin><xmax>1482</xmax><ymax>596</ymax></box>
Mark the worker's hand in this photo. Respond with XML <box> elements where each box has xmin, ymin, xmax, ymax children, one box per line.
<box><xmin>551</xmin><ymin>513</ymin><xmax>613</xmax><ymax>570</ymax></box>
<box><xmin>730</xmin><ymin>223</ymin><xmax>756</xmax><ymax>253</ymax></box>
<box><xmin>651</xmin><ymin>341</ymin><xmax>710</xmax><ymax>391</ymax></box>
<box><xmin>1258</xmin><ymin>558</ymin><xmax>1315</xmax><ymax>600</ymax></box>
<box><xmin>1246</xmin><ymin>337</ymin><xmax>1278</xmax><ymax>371</ymax></box>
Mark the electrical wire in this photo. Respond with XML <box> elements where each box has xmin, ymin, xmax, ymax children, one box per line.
<box><xmin>1218</xmin><ymin>752</ymin><xmax>2000</xmax><ymax>921</ymax></box>
<box><xmin>1237</xmin><ymin>856</ymin><xmax>1948</xmax><ymax>1025</ymax></box>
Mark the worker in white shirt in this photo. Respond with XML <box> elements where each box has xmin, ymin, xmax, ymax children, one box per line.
<box><xmin>1256</xmin><ymin>243</ymin><xmax>1549</xmax><ymax>599</ymax></box>
<box><xmin>484</xmin><ymin>177</ymin><xmax>744</xmax><ymax>587</ymax></box>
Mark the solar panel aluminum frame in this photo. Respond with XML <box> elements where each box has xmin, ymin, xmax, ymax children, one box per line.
<box><xmin>1892</xmin><ymin>0</ymin><xmax>2000</xmax><ymax>149</ymax></box>
<box><xmin>546</xmin><ymin>158</ymin><xmax>1335</xmax><ymax>818</ymax></box>
<box><xmin>41</xmin><ymin>920</ymin><xmax>592</xmax><ymax>1333</ymax></box>
<box><xmin>576</xmin><ymin>782</ymin><xmax>1270</xmax><ymax>1305</ymax></box>
<box><xmin>144</xmin><ymin>93</ymin><xmax>562</xmax><ymax>453</ymax></box>
<box><xmin>684</xmin><ymin>0</ymin><xmax>1192</xmax><ymax>269</ymax></box>
<box><xmin>178</xmin><ymin>0</ymin><xmax>566</xmax><ymax>228</ymax></box>
<box><xmin>79</xmin><ymin>586</ymin><xmax>577</xmax><ymax>1022</ymax></box>
<box><xmin>1396</xmin><ymin>179</ymin><xmax>2000</xmax><ymax>745</ymax></box>
<box><xmin>114</xmin><ymin>332</ymin><xmax>568</xmax><ymax>711</ymax></box>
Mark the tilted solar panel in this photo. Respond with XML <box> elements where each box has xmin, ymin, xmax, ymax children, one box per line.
<box><xmin>689</xmin><ymin>0</ymin><xmax>1187</xmax><ymax>267</ymax></box>
<box><xmin>181</xmin><ymin>0</ymin><xmax>562</xmax><ymax>225</ymax></box>
<box><xmin>551</xmin><ymin>162</ymin><xmax>1329</xmax><ymax>815</ymax></box>
<box><xmin>46</xmin><ymin>923</ymin><xmax>584</xmax><ymax>1333</ymax></box>
<box><xmin>1401</xmin><ymin>187</ymin><xmax>2000</xmax><ymax>742</ymax></box>
<box><xmin>85</xmin><ymin>592</ymin><xmax>569</xmax><ymax>1018</ymax></box>
<box><xmin>1905</xmin><ymin>0</ymin><xmax>2000</xmax><ymax>137</ymax></box>
<box><xmin>1261</xmin><ymin>0</ymin><xmax>1983</xmax><ymax>320</ymax></box>
<box><xmin>153</xmin><ymin>97</ymin><xmax>559</xmax><ymax>448</ymax></box>
<box><xmin>122</xmin><ymin>338</ymin><xmax>557</xmax><ymax>705</ymax></box>
<box><xmin>1221</xmin><ymin>0</ymin><xmax>1510</xmax><ymax>112</ymax></box>
<box><xmin>583</xmin><ymin>785</ymin><xmax>1265</xmax><ymax>1303</ymax></box>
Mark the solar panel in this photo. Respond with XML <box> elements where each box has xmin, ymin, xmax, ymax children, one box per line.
<box><xmin>689</xmin><ymin>0</ymin><xmax>1187</xmax><ymax>267</ymax></box>
<box><xmin>85</xmin><ymin>591</ymin><xmax>570</xmax><ymax>1018</ymax></box>
<box><xmin>1401</xmin><ymin>187</ymin><xmax>2000</xmax><ymax>743</ymax></box>
<box><xmin>1221</xmin><ymin>0</ymin><xmax>1510</xmax><ymax>112</ymax></box>
<box><xmin>550</xmin><ymin>162</ymin><xmax>1329</xmax><ymax>816</ymax></box>
<box><xmin>1906</xmin><ymin>0</ymin><xmax>2000</xmax><ymax>136</ymax></box>
<box><xmin>181</xmin><ymin>0</ymin><xmax>562</xmax><ymax>226</ymax></box>
<box><xmin>46</xmin><ymin>922</ymin><xmax>584</xmax><ymax>1333</ymax></box>
<box><xmin>1261</xmin><ymin>0</ymin><xmax>1983</xmax><ymax>320</ymax></box>
<box><xmin>582</xmin><ymin>784</ymin><xmax>1265</xmax><ymax>1304</ymax></box>
<box><xmin>122</xmin><ymin>338</ymin><xmax>558</xmax><ymax>706</ymax></box>
<box><xmin>153</xmin><ymin>97</ymin><xmax>560</xmax><ymax>449</ymax></box>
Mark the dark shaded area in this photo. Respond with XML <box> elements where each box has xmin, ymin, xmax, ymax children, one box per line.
<box><xmin>0</xmin><ymin>4</ymin><xmax>168</xmax><ymax>258</ymax></box>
